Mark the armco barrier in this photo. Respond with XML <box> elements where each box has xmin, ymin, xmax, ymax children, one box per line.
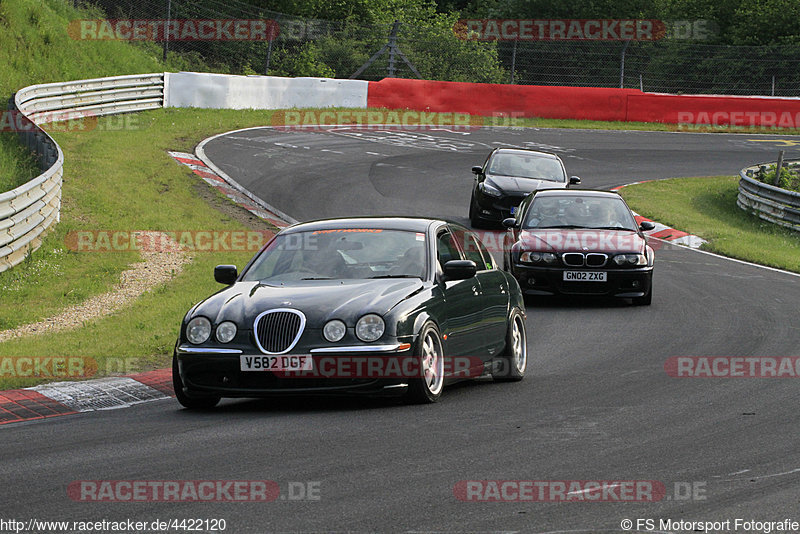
<box><xmin>738</xmin><ymin>162</ymin><xmax>800</xmax><ymax>231</ymax></box>
<box><xmin>1</xmin><ymin>74</ymin><xmax>165</xmax><ymax>273</ymax></box>
<box><xmin>0</xmin><ymin>72</ymin><xmax>368</xmax><ymax>272</ymax></box>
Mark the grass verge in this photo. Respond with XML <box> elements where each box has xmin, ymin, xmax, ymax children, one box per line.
<box><xmin>0</xmin><ymin>107</ymin><xmax>286</xmax><ymax>389</ymax></box>
<box><xmin>620</xmin><ymin>176</ymin><xmax>800</xmax><ymax>273</ymax></box>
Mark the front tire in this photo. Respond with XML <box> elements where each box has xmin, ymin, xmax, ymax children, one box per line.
<box><xmin>405</xmin><ymin>322</ymin><xmax>445</xmax><ymax>404</ymax></box>
<box><xmin>493</xmin><ymin>309</ymin><xmax>527</xmax><ymax>382</ymax></box>
<box><xmin>469</xmin><ymin>194</ymin><xmax>482</xmax><ymax>228</ymax></box>
<box><xmin>172</xmin><ymin>354</ymin><xmax>221</xmax><ymax>409</ymax></box>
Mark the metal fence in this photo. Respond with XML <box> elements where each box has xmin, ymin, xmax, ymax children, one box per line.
<box><xmin>81</xmin><ymin>0</ymin><xmax>800</xmax><ymax>96</ymax></box>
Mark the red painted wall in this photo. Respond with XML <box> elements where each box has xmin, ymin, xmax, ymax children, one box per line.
<box><xmin>367</xmin><ymin>78</ymin><xmax>800</xmax><ymax>127</ymax></box>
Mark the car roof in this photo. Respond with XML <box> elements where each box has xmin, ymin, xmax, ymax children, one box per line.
<box><xmin>492</xmin><ymin>148</ymin><xmax>561</xmax><ymax>160</ymax></box>
<box><xmin>533</xmin><ymin>189</ymin><xmax>623</xmax><ymax>199</ymax></box>
<box><xmin>281</xmin><ymin>217</ymin><xmax>440</xmax><ymax>234</ymax></box>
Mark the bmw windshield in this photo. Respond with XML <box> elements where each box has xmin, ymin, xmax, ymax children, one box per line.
<box><xmin>523</xmin><ymin>196</ymin><xmax>638</xmax><ymax>231</ymax></box>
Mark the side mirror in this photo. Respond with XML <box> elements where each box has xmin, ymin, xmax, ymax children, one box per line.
<box><xmin>639</xmin><ymin>221</ymin><xmax>656</xmax><ymax>231</ymax></box>
<box><xmin>214</xmin><ymin>264</ymin><xmax>238</xmax><ymax>285</ymax></box>
<box><xmin>471</xmin><ymin>166</ymin><xmax>483</xmax><ymax>175</ymax></box>
<box><xmin>502</xmin><ymin>217</ymin><xmax>518</xmax><ymax>229</ymax></box>
<box><xmin>442</xmin><ymin>260</ymin><xmax>477</xmax><ymax>281</ymax></box>
<box><xmin>569</xmin><ymin>176</ymin><xmax>581</xmax><ymax>185</ymax></box>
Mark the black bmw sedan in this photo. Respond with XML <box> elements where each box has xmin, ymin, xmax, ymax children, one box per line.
<box><xmin>469</xmin><ymin>148</ymin><xmax>580</xmax><ymax>227</ymax></box>
<box><xmin>173</xmin><ymin>217</ymin><xmax>527</xmax><ymax>408</ymax></box>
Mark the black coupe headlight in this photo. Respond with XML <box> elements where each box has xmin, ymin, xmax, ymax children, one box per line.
<box><xmin>216</xmin><ymin>321</ymin><xmax>237</xmax><ymax>343</ymax></box>
<box><xmin>186</xmin><ymin>316</ymin><xmax>212</xmax><ymax>344</ymax></box>
<box><xmin>355</xmin><ymin>314</ymin><xmax>385</xmax><ymax>342</ymax></box>
<box><xmin>323</xmin><ymin>320</ymin><xmax>346</xmax><ymax>342</ymax></box>
<box><xmin>613</xmin><ymin>253</ymin><xmax>647</xmax><ymax>266</ymax></box>
<box><xmin>481</xmin><ymin>182</ymin><xmax>502</xmax><ymax>197</ymax></box>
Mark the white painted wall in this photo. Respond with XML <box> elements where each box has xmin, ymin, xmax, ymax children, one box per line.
<box><xmin>164</xmin><ymin>72</ymin><xmax>368</xmax><ymax>110</ymax></box>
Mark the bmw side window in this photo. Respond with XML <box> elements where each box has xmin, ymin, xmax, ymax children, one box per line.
<box><xmin>437</xmin><ymin>231</ymin><xmax>461</xmax><ymax>270</ymax></box>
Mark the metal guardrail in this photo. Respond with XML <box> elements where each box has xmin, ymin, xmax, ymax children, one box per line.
<box><xmin>0</xmin><ymin>73</ymin><xmax>165</xmax><ymax>273</ymax></box>
<box><xmin>737</xmin><ymin>160</ymin><xmax>800</xmax><ymax>231</ymax></box>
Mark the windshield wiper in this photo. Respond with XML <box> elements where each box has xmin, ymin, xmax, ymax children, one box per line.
<box><xmin>535</xmin><ymin>225</ymin><xmax>588</xmax><ymax>229</ymax></box>
<box><xmin>301</xmin><ymin>277</ymin><xmax>333</xmax><ymax>280</ymax></box>
<box><xmin>591</xmin><ymin>226</ymin><xmax>636</xmax><ymax>231</ymax></box>
<box><xmin>368</xmin><ymin>274</ymin><xmax>421</xmax><ymax>279</ymax></box>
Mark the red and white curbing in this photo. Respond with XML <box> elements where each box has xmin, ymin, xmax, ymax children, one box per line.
<box><xmin>611</xmin><ymin>182</ymin><xmax>707</xmax><ymax>249</ymax></box>
<box><xmin>0</xmin><ymin>370</ymin><xmax>173</xmax><ymax>426</ymax></box>
<box><xmin>168</xmin><ymin>151</ymin><xmax>291</xmax><ymax>229</ymax></box>
<box><xmin>0</xmin><ymin>151</ymin><xmax>297</xmax><ymax>426</ymax></box>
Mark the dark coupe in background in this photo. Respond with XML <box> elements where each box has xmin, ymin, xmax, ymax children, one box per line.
<box><xmin>173</xmin><ymin>217</ymin><xmax>527</xmax><ymax>408</ymax></box>
<box><xmin>503</xmin><ymin>190</ymin><xmax>656</xmax><ymax>305</ymax></box>
<box><xmin>469</xmin><ymin>147</ymin><xmax>581</xmax><ymax>227</ymax></box>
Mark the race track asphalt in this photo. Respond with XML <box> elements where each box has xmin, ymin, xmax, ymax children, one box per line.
<box><xmin>3</xmin><ymin>127</ymin><xmax>800</xmax><ymax>533</ymax></box>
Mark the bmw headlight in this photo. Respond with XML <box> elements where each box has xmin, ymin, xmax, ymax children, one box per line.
<box><xmin>323</xmin><ymin>319</ymin><xmax>346</xmax><ymax>342</ymax></box>
<box><xmin>186</xmin><ymin>316</ymin><xmax>212</xmax><ymax>344</ymax></box>
<box><xmin>519</xmin><ymin>252</ymin><xmax>557</xmax><ymax>264</ymax></box>
<box><xmin>216</xmin><ymin>321</ymin><xmax>237</xmax><ymax>343</ymax></box>
<box><xmin>613</xmin><ymin>253</ymin><xmax>647</xmax><ymax>266</ymax></box>
<box><xmin>355</xmin><ymin>314</ymin><xmax>385</xmax><ymax>342</ymax></box>
<box><xmin>481</xmin><ymin>182</ymin><xmax>502</xmax><ymax>197</ymax></box>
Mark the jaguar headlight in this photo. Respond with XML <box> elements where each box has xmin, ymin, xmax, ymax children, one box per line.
<box><xmin>355</xmin><ymin>314</ymin><xmax>385</xmax><ymax>342</ymax></box>
<box><xmin>215</xmin><ymin>321</ymin><xmax>237</xmax><ymax>343</ymax></box>
<box><xmin>187</xmin><ymin>316</ymin><xmax>212</xmax><ymax>345</ymax></box>
<box><xmin>323</xmin><ymin>319</ymin><xmax>346</xmax><ymax>342</ymax></box>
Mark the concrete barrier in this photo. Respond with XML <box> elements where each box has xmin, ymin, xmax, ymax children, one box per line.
<box><xmin>164</xmin><ymin>72</ymin><xmax>368</xmax><ymax>110</ymax></box>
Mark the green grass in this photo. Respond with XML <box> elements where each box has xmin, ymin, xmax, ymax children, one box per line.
<box><xmin>0</xmin><ymin>0</ymin><xmax>204</xmax><ymax>191</ymax></box>
<box><xmin>0</xmin><ymin>107</ymin><xmax>285</xmax><ymax>389</ymax></box>
<box><xmin>620</xmin><ymin>176</ymin><xmax>800</xmax><ymax>272</ymax></box>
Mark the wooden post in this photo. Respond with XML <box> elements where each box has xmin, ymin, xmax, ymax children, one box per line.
<box><xmin>773</xmin><ymin>150</ymin><xmax>785</xmax><ymax>187</ymax></box>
